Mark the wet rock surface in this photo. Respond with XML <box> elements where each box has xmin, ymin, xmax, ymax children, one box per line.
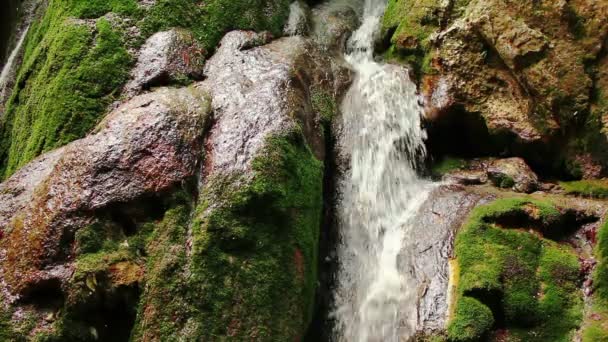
<box><xmin>125</xmin><ymin>29</ymin><xmax>206</xmax><ymax>96</ymax></box>
<box><xmin>311</xmin><ymin>1</ymin><xmax>360</xmax><ymax>53</ymax></box>
<box><xmin>403</xmin><ymin>184</ymin><xmax>493</xmax><ymax>334</ymax></box>
<box><xmin>0</xmin><ymin>86</ymin><xmax>210</xmax><ymax>296</ymax></box>
<box><xmin>199</xmin><ymin>30</ymin><xmax>349</xmax><ymax>174</ymax></box>
<box><xmin>386</xmin><ymin>0</ymin><xmax>608</xmax><ymax>174</ymax></box>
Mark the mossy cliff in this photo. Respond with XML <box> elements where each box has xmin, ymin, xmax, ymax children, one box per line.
<box><xmin>0</xmin><ymin>0</ymin><xmax>292</xmax><ymax>179</ymax></box>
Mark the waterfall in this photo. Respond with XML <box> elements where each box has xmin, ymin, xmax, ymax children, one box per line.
<box><xmin>332</xmin><ymin>0</ymin><xmax>433</xmax><ymax>341</ymax></box>
<box><xmin>0</xmin><ymin>25</ymin><xmax>29</xmax><ymax>104</ymax></box>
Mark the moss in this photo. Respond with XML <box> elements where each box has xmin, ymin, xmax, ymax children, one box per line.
<box><xmin>431</xmin><ymin>157</ymin><xmax>466</xmax><ymax>177</ymax></box>
<box><xmin>559</xmin><ymin>179</ymin><xmax>608</xmax><ymax>199</ymax></box>
<box><xmin>582</xmin><ymin>217</ymin><xmax>608</xmax><ymax>340</ymax></box>
<box><xmin>131</xmin><ymin>128</ymin><xmax>324</xmax><ymax>340</ymax></box>
<box><xmin>140</xmin><ymin>0</ymin><xmax>290</xmax><ymax>52</ymax></box>
<box><xmin>0</xmin><ymin>4</ymin><xmax>132</xmax><ymax>178</ymax></box>
<box><xmin>311</xmin><ymin>89</ymin><xmax>337</xmax><ymax>124</ymax></box>
<box><xmin>1</xmin><ymin>0</ymin><xmax>292</xmax><ymax>179</ymax></box>
<box><xmin>449</xmin><ymin>197</ymin><xmax>583</xmax><ymax>341</ymax></box>
<box><xmin>491</xmin><ymin>174</ymin><xmax>515</xmax><ymax>189</ymax></box>
<box><xmin>447</xmin><ymin>297</ymin><xmax>494</xmax><ymax>341</ymax></box>
<box><xmin>382</xmin><ymin>0</ymin><xmax>441</xmax><ymax>77</ymax></box>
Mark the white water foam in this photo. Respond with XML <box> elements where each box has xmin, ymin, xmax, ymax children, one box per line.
<box><xmin>0</xmin><ymin>25</ymin><xmax>29</xmax><ymax>98</ymax></box>
<box><xmin>332</xmin><ymin>0</ymin><xmax>433</xmax><ymax>341</ymax></box>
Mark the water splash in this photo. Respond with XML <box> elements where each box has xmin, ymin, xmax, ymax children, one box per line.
<box><xmin>332</xmin><ymin>0</ymin><xmax>432</xmax><ymax>341</ymax></box>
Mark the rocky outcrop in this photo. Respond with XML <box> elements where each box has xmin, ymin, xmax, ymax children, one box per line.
<box><xmin>130</xmin><ymin>30</ymin><xmax>349</xmax><ymax>341</ymax></box>
<box><xmin>0</xmin><ymin>87</ymin><xmax>210</xmax><ymax>339</ymax></box>
<box><xmin>0</xmin><ymin>25</ymin><xmax>351</xmax><ymax>339</ymax></box>
<box><xmin>383</xmin><ymin>0</ymin><xmax>608</xmax><ymax>174</ymax></box>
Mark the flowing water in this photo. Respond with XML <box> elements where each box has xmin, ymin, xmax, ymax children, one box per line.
<box><xmin>332</xmin><ymin>0</ymin><xmax>433</xmax><ymax>340</ymax></box>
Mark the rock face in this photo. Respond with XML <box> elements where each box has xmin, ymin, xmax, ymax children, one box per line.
<box><xmin>129</xmin><ymin>30</ymin><xmax>349</xmax><ymax>341</ymax></box>
<box><xmin>0</xmin><ymin>87</ymin><xmax>210</xmax><ymax>339</ymax></box>
<box><xmin>407</xmin><ymin>185</ymin><xmax>493</xmax><ymax>334</ymax></box>
<box><xmin>383</xmin><ymin>0</ymin><xmax>608</xmax><ymax>174</ymax></box>
<box><xmin>125</xmin><ymin>29</ymin><xmax>206</xmax><ymax>96</ymax></box>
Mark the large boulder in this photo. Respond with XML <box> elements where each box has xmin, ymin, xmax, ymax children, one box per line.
<box><xmin>0</xmin><ymin>87</ymin><xmax>210</xmax><ymax>338</ymax></box>
<box><xmin>130</xmin><ymin>31</ymin><xmax>350</xmax><ymax>340</ymax></box>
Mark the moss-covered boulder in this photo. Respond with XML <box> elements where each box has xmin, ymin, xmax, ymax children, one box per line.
<box><xmin>449</xmin><ymin>197</ymin><xmax>589</xmax><ymax>341</ymax></box>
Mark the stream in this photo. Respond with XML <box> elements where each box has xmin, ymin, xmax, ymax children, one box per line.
<box><xmin>331</xmin><ymin>0</ymin><xmax>435</xmax><ymax>340</ymax></box>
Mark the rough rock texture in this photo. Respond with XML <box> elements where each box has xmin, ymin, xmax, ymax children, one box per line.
<box><xmin>0</xmin><ymin>87</ymin><xmax>210</xmax><ymax>338</ymax></box>
<box><xmin>487</xmin><ymin>157</ymin><xmax>539</xmax><ymax>193</ymax></box>
<box><xmin>406</xmin><ymin>184</ymin><xmax>492</xmax><ymax>334</ymax></box>
<box><xmin>129</xmin><ymin>31</ymin><xmax>350</xmax><ymax>340</ymax></box>
<box><xmin>383</xmin><ymin>0</ymin><xmax>608</xmax><ymax>174</ymax></box>
<box><xmin>124</xmin><ymin>29</ymin><xmax>206</xmax><ymax>96</ymax></box>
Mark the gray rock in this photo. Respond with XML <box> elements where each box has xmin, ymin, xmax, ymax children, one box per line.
<box><xmin>487</xmin><ymin>157</ymin><xmax>539</xmax><ymax>193</ymax></box>
<box><xmin>125</xmin><ymin>29</ymin><xmax>206</xmax><ymax>95</ymax></box>
<box><xmin>199</xmin><ymin>30</ymin><xmax>349</xmax><ymax>175</ymax></box>
<box><xmin>0</xmin><ymin>86</ymin><xmax>210</xmax><ymax>296</ymax></box>
<box><xmin>403</xmin><ymin>184</ymin><xmax>493</xmax><ymax>334</ymax></box>
<box><xmin>442</xmin><ymin>169</ymin><xmax>487</xmax><ymax>185</ymax></box>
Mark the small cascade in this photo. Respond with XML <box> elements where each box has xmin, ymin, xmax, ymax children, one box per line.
<box><xmin>0</xmin><ymin>25</ymin><xmax>29</xmax><ymax>92</ymax></box>
<box><xmin>332</xmin><ymin>0</ymin><xmax>433</xmax><ymax>341</ymax></box>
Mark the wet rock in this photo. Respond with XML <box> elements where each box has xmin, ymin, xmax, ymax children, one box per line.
<box><xmin>199</xmin><ymin>30</ymin><xmax>349</xmax><ymax>172</ymax></box>
<box><xmin>403</xmin><ymin>184</ymin><xmax>493</xmax><ymax>333</ymax></box>
<box><xmin>0</xmin><ymin>87</ymin><xmax>210</xmax><ymax>296</ymax></box>
<box><xmin>487</xmin><ymin>157</ymin><xmax>539</xmax><ymax>193</ymax></box>
<box><xmin>130</xmin><ymin>30</ymin><xmax>350</xmax><ymax>340</ymax></box>
<box><xmin>442</xmin><ymin>170</ymin><xmax>487</xmax><ymax>185</ymax></box>
<box><xmin>125</xmin><ymin>29</ymin><xmax>206</xmax><ymax>95</ymax></box>
<box><xmin>385</xmin><ymin>0</ymin><xmax>608</xmax><ymax>171</ymax></box>
<box><xmin>284</xmin><ymin>1</ymin><xmax>310</xmax><ymax>36</ymax></box>
<box><xmin>311</xmin><ymin>1</ymin><xmax>360</xmax><ymax>53</ymax></box>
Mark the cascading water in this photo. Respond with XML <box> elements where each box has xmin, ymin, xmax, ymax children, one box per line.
<box><xmin>333</xmin><ymin>0</ymin><xmax>433</xmax><ymax>341</ymax></box>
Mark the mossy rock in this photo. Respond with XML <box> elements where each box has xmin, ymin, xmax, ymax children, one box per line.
<box><xmin>449</xmin><ymin>197</ymin><xmax>583</xmax><ymax>341</ymax></box>
<box><xmin>0</xmin><ymin>0</ymin><xmax>293</xmax><ymax>179</ymax></box>
<box><xmin>129</xmin><ymin>129</ymin><xmax>324</xmax><ymax>340</ymax></box>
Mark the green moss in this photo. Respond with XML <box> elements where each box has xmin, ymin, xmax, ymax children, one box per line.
<box><xmin>448</xmin><ymin>297</ymin><xmax>494</xmax><ymax>341</ymax></box>
<box><xmin>382</xmin><ymin>0</ymin><xmax>441</xmax><ymax>76</ymax></box>
<box><xmin>431</xmin><ymin>157</ymin><xmax>466</xmax><ymax>178</ymax></box>
<box><xmin>1</xmin><ymin>0</ymin><xmax>292</xmax><ymax>179</ymax></box>
<box><xmin>131</xmin><ymin>129</ymin><xmax>324</xmax><ymax>340</ymax></box>
<box><xmin>582</xmin><ymin>217</ymin><xmax>608</xmax><ymax>340</ymax></box>
<box><xmin>449</xmin><ymin>197</ymin><xmax>583</xmax><ymax>341</ymax></box>
<box><xmin>141</xmin><ymin>0</ymin><xmax>290</xmax><ymax>52</ymax></box>
<box><xmin>491</xmin><ymin>174</ymin><xmax>515</xmax><ymax>189</ymax></box>
<box><xmin>559</xmin><ymin>179</ymin><xmax>608</xmax><ymax>199</ymax></box>
<box><xmin>68</xmin><ymin>0</ymin><xmax>140</xmax><ymax>19</ymax></box>
<box><xmin>311</xmin><ymin>89</ymin><xmax>337</xmax><ymax>124</ymax></box>
<box><xmin>0</xmin><ymin>4</ymin><xmax>132</xmax><ymax>178</ymax></box>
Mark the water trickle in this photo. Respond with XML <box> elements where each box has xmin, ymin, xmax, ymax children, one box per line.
<box><xmin>332</xmin><ymin>0</ymin><xmax>433</xmax><ymax>341</ymax></box>
<box><xmin>0</xmin><ymin>26</ymin><xmax>28</xmax><ymax>89</ymax></box>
